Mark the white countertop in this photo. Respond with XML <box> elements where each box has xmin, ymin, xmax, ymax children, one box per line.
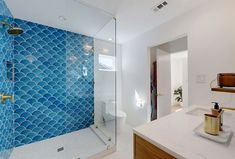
<box><xmin>133</xmin><ymin>106</ymin><xmax>235</xmax><ymax>159</ymax></box>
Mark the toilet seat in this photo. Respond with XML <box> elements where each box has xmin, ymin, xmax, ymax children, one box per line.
<box><xmin>101</xmin><ymin>100</ymin><xmax>127</xmax><ymax>133</ymax></box>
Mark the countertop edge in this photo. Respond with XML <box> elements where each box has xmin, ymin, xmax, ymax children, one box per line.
<box><xmin>133</xmin><ymin>129</ymin><xmax>185</xmax><ymax>159</ymax></box>
<box><xmin>132</xmin><ymin>105</ymin><xmax>235</xmax><ymax>159</ymax></box>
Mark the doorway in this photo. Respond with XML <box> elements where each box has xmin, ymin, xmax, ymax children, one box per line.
<box><xmin>150</xmin><ymin>36</ymin><xmax>188</xmax><ymax>120</ymax></box>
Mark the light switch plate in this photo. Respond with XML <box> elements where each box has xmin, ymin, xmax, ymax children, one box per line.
<box><xmin>196</xmin><ymin>74</ymin><xmax>207</xmax><ymax>84</ymax></box>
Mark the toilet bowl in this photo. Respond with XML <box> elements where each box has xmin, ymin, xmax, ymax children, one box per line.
<box><xmin>102</xmin><ymin>100</ymin><xmax>127</xmax><ymax>133</ymax></box>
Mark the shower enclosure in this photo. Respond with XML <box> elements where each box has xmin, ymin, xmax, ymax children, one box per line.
<box><xmin>0</xmin><ymin>0</ymin><xmax>117</xmax><ymax>158</ymax></box>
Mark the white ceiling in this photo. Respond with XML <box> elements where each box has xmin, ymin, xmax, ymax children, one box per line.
<box><xmin>4</xmin><ymin>0</ymin><xmax>114</xmax><ymax>40</ymax></box>
<box><xmin>116</xmin><ymin>0</ymin><xmax>209</xmax><ymax>43</ymax></box>
<box><xmin>5</xmin><ymin>0</ymin><xmax>209</xmax><ymax>43</ymax></box>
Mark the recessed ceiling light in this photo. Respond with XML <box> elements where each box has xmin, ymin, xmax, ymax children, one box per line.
<box><xmin>108</xmin><ymin>38</ymin><xmax>113</xmax><ymax>41</ymax></box>
<box><xmin>58</xmin><ymin>16</ymin><xmax>67</xmax><ymax>21</ymax></box>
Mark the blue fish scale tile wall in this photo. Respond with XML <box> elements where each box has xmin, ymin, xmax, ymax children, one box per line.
<box><xmin>66</xmin><ymin>33</ymin><xmax>94</xmax><ymax>131</ymax></box>
<box><xmin>0</xmin><ymin>0</ymin><xmax>14</xmax><ymax>158</ymax></box>
<box><xmin>13</xmin><ymin>19</ymin><xmax>94</xmax><ymax>147</ymax></box>
<box><xmin>13</xmin><ymin>19</ymin><xmax>67</xmax><ymax>146</ymax></box>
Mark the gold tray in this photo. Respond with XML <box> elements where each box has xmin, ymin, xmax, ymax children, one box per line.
<box><xmin>194</xmin><ymin>123</ymin><xmax>233</xmax><ymax>144</ymax></box>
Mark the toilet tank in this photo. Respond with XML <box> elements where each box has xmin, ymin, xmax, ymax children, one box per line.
<box><xmin>104</xmin><ymin>100</ymin><xmax>116</xmax><ymax>114</ymax></box>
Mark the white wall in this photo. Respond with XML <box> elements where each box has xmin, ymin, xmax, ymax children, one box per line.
<box><xmin>157</xmin><ymin>37</ymin><xmax>188</xmax><ymax>53</ymax></box>
<box><xmin>121</xmin><ymin>0</ymin><xmax>235</xmax><ymax>126</ymax></box>
<box><xmin>94</xmin><ymin>39</ymin><xmax>122</xmax><ymax>124</ymax></box>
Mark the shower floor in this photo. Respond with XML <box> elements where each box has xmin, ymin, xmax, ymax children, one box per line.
<box><xmin>10</xmin><ymin>127</ymin><xmax>111</xmax><ymax>159</ymax></box>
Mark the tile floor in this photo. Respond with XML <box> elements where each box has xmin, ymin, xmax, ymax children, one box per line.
<box><xmin>102</xmin><ymin>124</ymin><xmax>133</xmax><ymax>159</ymax></box>
<box><xmin>171</xmin><ymin>104</ymin><xmax>183</xmax><ymax>113</ymax></box>
<box><xmin>10</xmin><ymin>128</ymin><xmax>107</xmax><ymax>159</ymax></box>
<box><xmin>9</xmin><ymin>124</ymin><xmax>133</xmax><ymax>159</ymax></box>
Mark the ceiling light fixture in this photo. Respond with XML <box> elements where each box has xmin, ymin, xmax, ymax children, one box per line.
<box><xmin>58</xmin><ymin>16</ymin><xmax>67</xmax><ymax>21</ymax></box>
<box><xmin>108</xmin><ymin>38</ymin><xmax>113</xmax><ymax>41</ymax></box>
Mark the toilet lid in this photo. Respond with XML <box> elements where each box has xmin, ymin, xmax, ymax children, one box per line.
<box><xmin>109</xmin><ymin>110</ymin><xmax>127</xmax><ymax>117</ymax></box>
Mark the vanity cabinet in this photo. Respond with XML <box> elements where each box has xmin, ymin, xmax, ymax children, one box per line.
<box><xmin>134</xmin><ymin>134</ymin><xmax>176</xmax><ymax>159</ymax></box>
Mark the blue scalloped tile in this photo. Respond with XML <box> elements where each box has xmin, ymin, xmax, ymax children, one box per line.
<box><xmin>13</xmin><ymin>18</ymin><xmax>94</xmax><ymax>147</ymax></box>
<box><xmin>1</xmin><ymin>0</ymin><xmax>94</xmax><ymax>155</ymax></box>
<box><xmin>0</xmin><ymin>0</ymin><xmax>14</xmax><ymax>158</ymax></box>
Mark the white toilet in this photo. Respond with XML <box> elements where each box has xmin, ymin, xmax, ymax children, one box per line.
<box><xmin>102</xmin><ymin>100</ymin><xmax>127</xmax><ymax>133</ymax></box>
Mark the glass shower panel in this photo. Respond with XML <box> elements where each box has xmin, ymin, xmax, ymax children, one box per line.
<box><xmin>94</xmin><ymin>18</ymin><xmax>117</xmax><ymax>146</ymax></box>
<box><xmin>65</xmin><ymin>0</ymin><xmax>117</xmax><ymax>157</ymax></box>
<box><xmin>66</xmin><ymin>32</ymin><xmax>94</xmax><ymax>131</ymax></box>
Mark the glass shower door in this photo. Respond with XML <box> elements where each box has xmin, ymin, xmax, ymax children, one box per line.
<box><xmin>94</xmin><ymin>18</ymin><xmax>117</xmax><ymax>147</ymax></box>
<box><xmin>65</xmin><ymin>0</ymin><xmax>117</xmax><ymax>157</ymax></box>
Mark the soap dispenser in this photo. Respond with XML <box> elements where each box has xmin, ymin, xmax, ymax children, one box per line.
<box><xmin>204</xmin><ymin>102</ymin><xmax>223</xmax><ymax>135</ymax></box>
<box><xmin>211</xmin><ymin>102</ymin><xmax>220</xmax><ymax>116</ymax></box>
<box><xmin>211</xmin><ymin>102</ymin><xmax>223</xmax><ymax>131</ymax></box>
<box><xmin>213</xmin><ymin>102</ymin><xmax>219</xmax><ymax>109</ymax></box>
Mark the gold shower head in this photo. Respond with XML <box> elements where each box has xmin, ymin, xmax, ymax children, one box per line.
<box><xmin>7</xmin><ymin>27</ymin><xmax>24</xmax><ymax>35</ymax></box>
<box><xmin>0</xmin><ymin>20</ymin><xmax>24</xmax><ymax>35</ymax></box>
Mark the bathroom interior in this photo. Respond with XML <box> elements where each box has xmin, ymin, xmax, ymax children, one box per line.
<box><xmin>0</xmin><ymin>0</ymin><xmax>124</xmax><ymax>158</ymax></box>
<box><xmin>1</xmin><ymin>0</ymin><xmax>235</xmax><ymax>159</ymax></box>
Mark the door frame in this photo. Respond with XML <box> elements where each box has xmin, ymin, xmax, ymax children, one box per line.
<box><xmin>147</xmin><ymin>34</ymin><xmax>188</xmax><ymax>121</ymax></box>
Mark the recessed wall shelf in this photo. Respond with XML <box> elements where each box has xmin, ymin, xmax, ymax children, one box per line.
<box><xmin>211</xmin><ymin>88</ymin><xmax>235</xmax><ymax>93</ymax></box>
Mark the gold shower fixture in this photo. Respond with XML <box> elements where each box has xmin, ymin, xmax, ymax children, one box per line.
<box><xmin>0</xmin><ymin>20</ymin><xmax>24</xmax><ymax>35</ymax></box>
<box><xmin>0</xmin><ymin>94</ymin><xmax>14</xmax><ymax>104</ymax></box>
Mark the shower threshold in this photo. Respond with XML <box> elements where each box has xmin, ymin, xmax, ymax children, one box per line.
<box><xmin>10</xmin><ymin>126</ymin><xmax>115</xmax><ymax>159</ymax></box>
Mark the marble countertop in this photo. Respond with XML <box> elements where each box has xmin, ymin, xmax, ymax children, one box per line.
<box><xmin>133</xmin><ymin>105</ymin><xmax>235</xmax><ymax>159</ymax></box>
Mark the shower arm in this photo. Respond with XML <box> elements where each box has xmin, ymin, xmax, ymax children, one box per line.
<box><xmin>0</xmin><ymin>21</ymin><xmax>12</xmax><ymax>28</ymax></box>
